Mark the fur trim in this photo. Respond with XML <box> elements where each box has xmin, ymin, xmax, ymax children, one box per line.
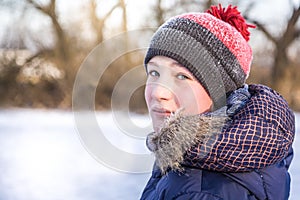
<box><xmin>147</xmin><ymin>109</ymin><xmax>227</xmax><ymax>173</ymax></box>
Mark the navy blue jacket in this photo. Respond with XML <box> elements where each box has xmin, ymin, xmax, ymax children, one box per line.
<box><xmin>140</xmin><ymin>148</ymin><xmax>293</xmax><ymax>200</ymax></box>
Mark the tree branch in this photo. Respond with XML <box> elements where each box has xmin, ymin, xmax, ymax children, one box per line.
<box><xmin>25</xmin><ymin>49</ymin><xmax>54</xmax><ymax>64</ymax></box>
<box><xmin>102</xmin><ymin>2</ymin><xmax>121</xmax><ymax>22</ymax></box>
<box><xmin>252</xmin><ymin>20</ymin><xmax>278</xmax><ymax>44</ymax></box>
<box><xmin>281</xmin><ymin>5</ymin><xmax>300</xmax><ymax>47</ymax></box>
<box><xmin>295</xmin><ymin>29</ymin><xmax>300</xmax><ymax>39</ymax></box>
<box><xmin>26</xmin><ymin>0</ymin><xmax>56</xmax><ymax>18</ymax></box>
<box><xmin>243</xmin><ymin>2</ymin><xmax>277</xmax><ymax>44</ymax></box>
<box><xmin>26</xmin><ymin>0</ymin><xmax>48</xmax><ymax>15</ymax></box>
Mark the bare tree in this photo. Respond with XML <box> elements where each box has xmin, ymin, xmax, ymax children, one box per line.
<box><xmin>245</xmin><ymin>2</ymin><xmax>300</xmax><ymax>100</ymax></box>
<box><xmin>152</xmin><ymin>0</ymin><xmax>164</xmax><ymax>26</ymax></box>
<box><xmin>26</xmin><ymin>0</ymin><xmax>69</xmax><ymax>61</ymax></box>
<box><xmin>149</xmin><ymin>0</ymin><xmax>216</xmax><ymax>27</ymax></box>
<box><xmin>89</xmin><ymin>0</ymin><xmax>121</xmax><ymax>44</ymax></box>
<box><xmin>119</xmin><ymin>0</ymin><xmax>128</xmax><ymax>32</ymax></box>
<box><xmin>203</xmin><ymin>0</ymin><xmax>215</xmax><ymax>10</ymax></box>
<box><xmin>24</xmin><ymin>0</ymin><xmax>82</xmax><ymax>107</ymax></box>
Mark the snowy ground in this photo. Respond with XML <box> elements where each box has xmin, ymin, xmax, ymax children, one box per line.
<box><xmin>0</xmin><ymin>109</ymin><xmax>299</xmax><ymax>200</ymax></box>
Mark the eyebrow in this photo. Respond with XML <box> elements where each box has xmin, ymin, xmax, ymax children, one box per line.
<box><xmin>147</xmin><ymin>61</ymin><xmax>158</xmax><ymax>67</ymax></box>
<box><xmin>172</xmin><ymin>61</ymin><xmax>184</xmax><ymax>68</ymax></box>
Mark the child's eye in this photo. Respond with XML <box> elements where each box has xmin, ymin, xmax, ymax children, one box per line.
<box><xmin>177</xmin><ymin>74</ymin><xmax>190</xmax><ymax>80</ymax></box>
<box><xmin>148</xmin><ymin>70</ymin><xmax>160</xmax><ymax>77</ymax></box>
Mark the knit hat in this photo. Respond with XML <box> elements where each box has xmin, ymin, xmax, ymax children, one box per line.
<box><xmin>144</xmin><ymin>4</ymin><xmax>255</xmax><ymax>110</ymax></box>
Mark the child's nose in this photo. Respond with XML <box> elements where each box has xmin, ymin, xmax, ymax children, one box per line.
<box><xmin>151</xmin><ymin>82</ymin><xmax>173</xmax><ymax>101</ymax></box>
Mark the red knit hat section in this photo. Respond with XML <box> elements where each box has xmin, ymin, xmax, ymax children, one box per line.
<box><xmin>179</xmin><ymin>4</ymin><xmax>255</xmax><ymax>77</ymax></box>
<box><xmin>206</xmin><ymin>4</ymin><xmax>256</xmax><ymax>42</ymax></box>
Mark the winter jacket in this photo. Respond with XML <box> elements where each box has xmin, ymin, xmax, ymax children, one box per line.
<box><xmin>140</xmin><ymin>84</ymin><xmax>295</xmax><ymax>200</ymax></box>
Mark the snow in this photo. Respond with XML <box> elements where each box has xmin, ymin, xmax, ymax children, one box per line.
<box><xmin>0</xmin><ymin>109</ymin><xmax>299</xmax><ymax>200</ymax></box>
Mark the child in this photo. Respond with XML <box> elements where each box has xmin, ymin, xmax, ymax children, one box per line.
<box><xmin>140</xmin><ymin>4</ymin><xmax>295</xmax><ymax>200</ymax></box>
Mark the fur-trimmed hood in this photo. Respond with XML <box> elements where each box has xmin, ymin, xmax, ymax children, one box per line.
<box><xmin>147</xmin><ymin>108</ymin><xmax>227</xmax><ymax>173</ymax></box>
<box><xmin>146</xmin><ymin>84</ymin><xmax>295</xmax><ymax>173</ymax></box>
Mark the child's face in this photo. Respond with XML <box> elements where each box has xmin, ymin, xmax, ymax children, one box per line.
<box><xmin>145</xmin><ymin>56</ymin><xmax>212</xmax><ymax>132</ymax></box>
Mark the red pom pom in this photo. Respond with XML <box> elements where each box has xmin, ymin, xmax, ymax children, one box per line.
<box><xmin>206</xmin><ymin>4</ymin><xmax>255</xmax><ymax>41</ymax></box>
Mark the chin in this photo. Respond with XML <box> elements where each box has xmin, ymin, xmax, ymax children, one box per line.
<box><xmin>152</xmin><ymin>118</ymin><xmax>165</xmax><ymax>133</ymax></box>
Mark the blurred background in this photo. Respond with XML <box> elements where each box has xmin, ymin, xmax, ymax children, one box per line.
<box><xmin>0</xmin><ymin>0</ymin><xmax>299</xmax><ymax>111</ymax></box>
<box><xmin>0</xmin><ymin>0</ymin><xmax>299</xmax><ymax>199</ymax></box>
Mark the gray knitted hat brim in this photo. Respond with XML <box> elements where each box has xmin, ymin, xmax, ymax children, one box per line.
<box><xmin>145</xmin><ymin>17</ymin><xmax>247</xmax><ymax>109</ymax></box>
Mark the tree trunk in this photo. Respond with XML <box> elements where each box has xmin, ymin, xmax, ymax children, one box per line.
<box><xmin>271</xmin><ymin>45</ymin><xmax>293</xmax><ymax>101</ymax></box>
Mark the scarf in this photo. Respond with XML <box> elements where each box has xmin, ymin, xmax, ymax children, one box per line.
<box><xmin>146</xmin><ymin>84</ymin><xmax>295</xmax><ymax>173</ymax></box>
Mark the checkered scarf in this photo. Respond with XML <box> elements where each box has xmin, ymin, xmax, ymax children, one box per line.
<box><xmin>147</xmin><ymin>84</ymin><xmax>295</xmax><ymax>173</ymax></box>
